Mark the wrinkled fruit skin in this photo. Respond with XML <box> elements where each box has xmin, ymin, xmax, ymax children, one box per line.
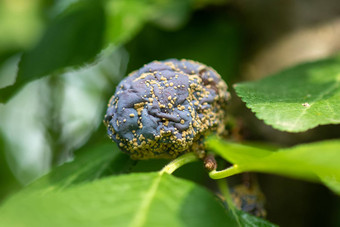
<box><xmin>104</xmin><ymin>59</ymin><xmax>228</xmax><ymax>159</ymax></box>
<box><xmin>230</xmin><ymin>184</ymin><xmax>267</xmax><ymax>218</ymax></box>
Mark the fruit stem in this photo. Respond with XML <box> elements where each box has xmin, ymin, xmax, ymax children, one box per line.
<box><xmin>160</xmin><ymin>152</ymin><xmax>198</xmax><ymax>175</ymax></box>
<box><xmin>209</xmin><ymin>165</ymin><xmax>242</xmax><ymax>179</ymax></box>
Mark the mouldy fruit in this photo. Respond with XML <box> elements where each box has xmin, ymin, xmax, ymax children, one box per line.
<box><xmin>104</xmin><ymin>59</ymin><xmax>229</xmax><ymax>159</ymax></box>
<box><xmin>230</xmin><ymin>184</ymin><xmax>266</xmax><ymax>218</ymax></box>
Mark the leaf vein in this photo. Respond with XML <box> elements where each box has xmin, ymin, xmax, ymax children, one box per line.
<box><xmin>129</xmin><ymin>174</ymin><xmax>162</xmax><ymax>227</ymax></box>
<box><xmin>291</xmin><ymin>81</ymin><xmax>340</xmax><ymax>129</ymax></box>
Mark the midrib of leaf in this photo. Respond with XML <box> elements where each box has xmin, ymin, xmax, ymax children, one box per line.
<box><xmin>290</xmin><ymin>79</ymin><xmax>340</xmax><ymax>130</ymax></box>
<box><xmin>129</xmin><ymin>173</ymin><xmax>163</xmax><ymax>227</ymax></box>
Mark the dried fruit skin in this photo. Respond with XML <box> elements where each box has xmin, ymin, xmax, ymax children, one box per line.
<box><xmin>104</xmin><ymin>59</ymin><xmax>228</xmax><ymax>159</ymax></box>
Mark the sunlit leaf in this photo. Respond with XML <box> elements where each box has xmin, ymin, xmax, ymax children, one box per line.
<box><xmin>234</xmin><ymin>55</ymin><xmax>340</xmax><ymax>132</ymax></box>
<box><xmin>0</xmin><ymin>0</ymin><xmax>43</xmax><ymax>53</ymax></box>
<box><xmin>0</xmin><ymin>172</ymin><xmax>238</xmax><ymax>227</ymax></box>
<box><xmin>207</xmin><ymin>137</ymin><xmax>340</xmax><ymax>194</ymax></box>
<box><xmin>319</xmin><ymin>174</ymin><xmax>340</xmax><ymax>195</ymax></box>
<box><xmin>104</xmin><ymin>0</ymin><xmax>149</xmax><ymax>46</ymax></box>
<box><xmin>104</xmin><ymin>0</ymin><xmax>191</xmax><ymax>46</ymax></box>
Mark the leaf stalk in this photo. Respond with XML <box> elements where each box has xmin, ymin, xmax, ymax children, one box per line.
<box><xmin>209</xmin><ymin>165</ymin><xmax>242</xmax><ymax>179</ymax></box>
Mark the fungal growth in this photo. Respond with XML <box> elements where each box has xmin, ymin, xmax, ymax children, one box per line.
<box><xmin>104</xmin><ymin>59</ymin><xmax>228</xmax><ymax>159</ymax></box>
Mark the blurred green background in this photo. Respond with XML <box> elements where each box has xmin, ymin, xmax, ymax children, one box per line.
<box><xmin>1</xmin><ymin>0</ymin><xmax>340</xmax><ymax>226</ymax></box>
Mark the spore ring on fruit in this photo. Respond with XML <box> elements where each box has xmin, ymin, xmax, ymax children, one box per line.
<box><xmin>104</xmin><ymin>59</ymin><xmax>228</xmax><ymax>159</ymax></box>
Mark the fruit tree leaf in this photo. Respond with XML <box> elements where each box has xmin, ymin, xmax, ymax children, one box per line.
<box><xmin>319</xmin><ymin>174</ymin><xmax>340</xmax><ymax>195</ymax></box>
<box><xmin>29</xmin><ymin>143</ymin><xmax>132</xmax><ymax>191</ymax></box>
<box><xmin>0</xmin><ymin>1</ymin><xmax>105</xmax><ymax>103</ymax></box>
<box><xmin>0</xmin><ymin>0</ymin><xmax>193</xmax><ymax>103</ymax></box>
<box><xmin>237</xmin><ymin>210</ymin><xmax>278</xmax><ymax>227</ymax></box>
<box><xmin>104</xmin><ymin>0</ymin><xmax>191</xmax><ymax>46</ymax></box>
<box><xmin>234</xmin><ymin>55</ymin><xmax>340</xmax><ymax>132</ymax></box>
<box><xmin>207</xmin><ymin>137</ymin><xmax>340</xmax><ymax>194</ymax></box>
<box><xmin>0</xmin><ymin>172</ymin><xmax>238</xmax><ymax>227</ymax></box>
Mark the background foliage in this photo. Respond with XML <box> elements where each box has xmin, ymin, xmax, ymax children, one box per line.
<box><xmin>0</xmin><ymin>0</ymin><xmax>340</xmax><ymax>226</ymax></box>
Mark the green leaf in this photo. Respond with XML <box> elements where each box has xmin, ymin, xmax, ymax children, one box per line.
<box><xmin>234</xmin><ymin>55</ymin><xmax>340</xmax><ymax>132</ymax></box>
<box><xmin>319</xmin><ymin>174</ymin><xmax>340</xmax><ymax>195</ymax></box>
<box><xmin>207</xmin><ymin>137</ymin><xmax>340</xmax><ymax>194</ymax></box>
<box><xmin>148</xmin><ymin>0</ymin><xmax>191</xmax><ymax>29</ymax></box>
<box><xmin>0</xmin><ymin>0</ymin><xmax>105</xmax><ymax>103</ymax></box>
<box><xmin>104</xmin><ymin>0</ymin><xmax>191</xmax><ymax>46</ymax></box>
<box><xmin>0</xmin><ymin>0</ymin><xmax>194</xmax><ymax>103</ymax></box>
<box><xmin>237</xmin><ymin>210</ymin><xmax>278</xmax><ymax>227</ymax></box>
<box><xmin>104</xmin><ymin>0</ymin><xmax>149</xmax><ymax>46</ymax></box>
<box><xmin>0</xmin><ymin>172</ymin><xmax>238</xmax><ymax>227</ymax></box>
<box><xmin>0</xmin><ymin>0</ymin><xmax>43</xmax><ymax>54</ymax></box>
<box><xmin>29</xmin><ymin>143</ymin><xmax>132</xmax><ymax>191</ymax></box>
<box><xmin>0</xmin><ymin>132</ymin><xmax>21</xmax><ymax>202</ymax></box>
